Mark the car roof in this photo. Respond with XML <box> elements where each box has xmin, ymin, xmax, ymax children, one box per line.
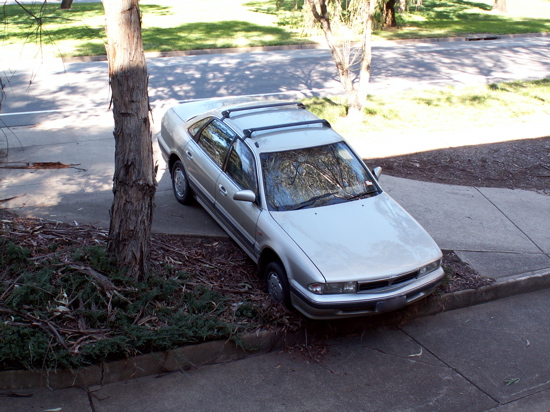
<box><xmin>173</xmin><ymin>98</ymin><xmax>345</xmax><ymax>154</ymax></box>
<box><xmin>221</xmin><ymin>101</ymin><xmax>345</xmax><ymax>153</ymax></box>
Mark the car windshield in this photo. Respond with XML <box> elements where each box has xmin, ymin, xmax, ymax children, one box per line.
<box><xmin>261</xmin><ymin>142</ymin><xmax>380</xmax><ymax>211</ymax></box>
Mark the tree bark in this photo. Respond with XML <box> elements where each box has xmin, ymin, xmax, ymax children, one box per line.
<box><xmin>306</xmin><ymin>0</ymin><xmax>355</xmax><ymax>98</ymax></box>
<box><xmin>351</xmin><ymin>1</ymin><xmax>373</xmax><ymax>118</ymax></box>
<box><xmin>60</xmin><ymin>0</ymin><xmax>74</xmax><ymax>9</ymax></box>
<box><xmin>306</xmin><ymin>0</ymin><xmax>373</xmax><ymax>117</ymax></box>
<box><xmin>381</xmin><ymin>0</ymin><xmax>397</xmax><ymax>28</ymax></box>
<box><xmin>0</xmin><ymin>76</ymin><xmax>4</xmax><ymax>111</ymax></box>
<box><xmin>102</xmin><ymin>0</ymin><xmax>156</xmax><ymax>280</ymax></box>
<box><xmin>493</xmin><ymin>0</ymin><xmax>507</xmax><ymax>13</ymax></box>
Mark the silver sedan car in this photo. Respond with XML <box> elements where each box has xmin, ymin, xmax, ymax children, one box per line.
<box><xmin>156</xmin><ymin>98</ymin><xmax>444</xmax><ymax>319</ymax></box>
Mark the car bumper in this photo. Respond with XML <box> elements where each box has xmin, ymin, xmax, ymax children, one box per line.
<box><xmin>289</xmin><ymin>267</ymin><xmax>445</xmax><ymax>319</ymax></box>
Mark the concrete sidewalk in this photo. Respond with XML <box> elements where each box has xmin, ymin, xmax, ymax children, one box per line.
<box><xmin>1</xmin><ymin>110</ymin><xmax>549</xmax><ymax>282</ymax></box>
<box><xmin>2</xmin><ymin>288</ymin><xmax>550</xmax><ymax>410</ymax></box>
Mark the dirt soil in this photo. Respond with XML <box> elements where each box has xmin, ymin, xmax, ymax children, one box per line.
<box><xmin>365</xmin><ymin>136</ymin><xmax>550</xmax><ymax>195</ymax></box>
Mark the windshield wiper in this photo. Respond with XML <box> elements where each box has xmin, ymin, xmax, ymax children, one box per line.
<box><xmin>292</xmin><ymin>192</ymin><xmax>337</xmax><ymax>210</ymax></box>
<box><xmin>346</xmin><ymin>189</ymin><xmax>380</xmax><ymax>201</ymax></box>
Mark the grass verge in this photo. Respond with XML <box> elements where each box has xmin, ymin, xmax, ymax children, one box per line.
<box><xmin>1</xmin><ymin>0</ymin><xmax>549</xmax><ymax>57</ymax></box>
<box><xmin>304</xmin><ymin>79</ymin><xmax>550</xmax><ymax>137</ymax></box>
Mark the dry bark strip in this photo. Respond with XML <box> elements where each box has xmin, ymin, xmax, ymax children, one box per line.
<box><xmin>0</xmin><ymin>161</ymin><xmax>85</xmax><ymax>170</ymax></box>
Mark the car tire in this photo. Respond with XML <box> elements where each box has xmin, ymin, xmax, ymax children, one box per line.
<box><xmin>265</xmin><ymin>261</ymin><xmax>290</xmax><ymax>307</ymax></box>
<box><xmin>171</xmin><ymin>160</ymin><xmax>193</xmax><ymax>205</ymax></box>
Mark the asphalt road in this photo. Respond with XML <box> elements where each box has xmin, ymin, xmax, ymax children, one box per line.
<box><xmin>1</xmin><ymin>35</ymin><xmax>550</xmax><ymax>127</ymax></box>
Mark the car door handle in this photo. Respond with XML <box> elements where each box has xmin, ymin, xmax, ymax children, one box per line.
<box><xmin>185</xmin><ymin>150</ymin><xmax>193</xmax><ymax>160</ymax></box>
<box><xmin>218</xmin><ymin>184</ymin><xmax>228</xmax><ymax>196</ymax></box>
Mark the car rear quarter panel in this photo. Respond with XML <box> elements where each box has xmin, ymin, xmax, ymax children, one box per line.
<box><xmin>160</xmin><ymin>109</ymin><xmax>193</xmax><ymax>168</ymax></box>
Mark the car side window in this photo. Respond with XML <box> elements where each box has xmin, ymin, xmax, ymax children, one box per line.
<box><xmin>188</xmin><ymin>117</ymin><xmax>212</xmax><ymax>140</ymax></box>
<box><xmin>226</xmin><ymin>139</ymin><xmax>258</xmax><ymax>194</ymax></box>
<box><xmin>197</xmin><ymin>119</ymin><xmax>236</xmax><ymax>168</ymax></box>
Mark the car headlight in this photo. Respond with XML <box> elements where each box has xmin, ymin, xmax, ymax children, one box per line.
<box><xmin>308</xmin><ymin>281</ymin><xmax>357</xmax><ymax>295</ymax></box>
<box><xmin>418</xmin><ymin>259</ymin><xmax>442</xmax><ymax>277</ymax></box>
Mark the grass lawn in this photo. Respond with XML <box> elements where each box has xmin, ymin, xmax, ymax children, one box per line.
<box><xmin>304</xmin><ymin>79</ymin><xmax>550</xmax><ymax>137</ymax></box>
<box><xmin>1</xmin><ymin>0</ymin><xmax>550</xmax><ymax>57</ymax></box>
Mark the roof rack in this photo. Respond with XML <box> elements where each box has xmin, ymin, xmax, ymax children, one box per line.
<box><xmin>222</xmin><ymin>101</ymin><xmax>305</xmax><ymax>119</ymax></box>
<box><xmin>243</xmin><ymin>119</ymin><xmax>331</xmax><ymax>138</ymax></box>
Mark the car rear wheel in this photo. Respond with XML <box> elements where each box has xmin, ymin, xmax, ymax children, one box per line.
<box><xmin>172</xmin><ymin>160</ymin><xmax>193</xmax><ymax>205</ymax></box>
<box><xmin>265</xmin><ymin>261</ymin><xmax>290</xmax><ymax>306</ymax></box>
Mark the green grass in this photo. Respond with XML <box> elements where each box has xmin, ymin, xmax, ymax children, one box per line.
<box><xmin>304</xmin><ymin>79</ymin><xmax>550</xmax><ymax>136</ymax></box>
<box><xmin>0</xmin><ymin>0</ymin><xmax>309</xmax><ymax>57</ymax></box>
<box><xmin>1</xmin><ymin>0</ymin><xmax>550</xmax><ymax>57</ymax></box>
<box><xmin>384</xmin><ymin>0</ymin><xmax>550</xmax><ymax>40</ymax></box>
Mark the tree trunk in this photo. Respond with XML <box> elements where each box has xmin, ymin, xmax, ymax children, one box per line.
<box><xmin>382</xmin><ymin>0</ymin><xmax>397</xmax><ymax>28</ymax></box>
<box><xmin>102</xmin><ymin>0</ymin><xmax>156</xmax><ymax>280</ymax></box>
<box><xmin>306</xmin><ymin>0</ymin><xmax>355</xmax><ymax>109</ymax></box>
<box><xmin>349</xmin><ymin>1</ymin><xmax>373</xmax><ymax>119</ymax></box>
<box><xmin>306</xmin><ymin>0</ymin><xmax>373</xmax><ymax>117</ymax></box>
<box><xmin>60</xmin><ymin>0</ymin><xmax>74</xmax><ymax>9</ymax></box>
<box><xmin>493</xmin><ymin>0</ymin><xmax>507</xmax><ymax>13</ymax></box>
<box><xmin>0</xmin><ymin>76</ymin><xmax>4</xmax><ymax>110</ymax></box>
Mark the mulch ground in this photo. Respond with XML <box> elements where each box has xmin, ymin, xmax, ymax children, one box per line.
<box><xmin>366</xmin><ymin>136</ymin><xmax>550</xmax><ymax>195</ymax></box>
<box><xmin>3</xmin><ymin>135</ymin><xmax>547</xmax><ymax>342</ymax></box>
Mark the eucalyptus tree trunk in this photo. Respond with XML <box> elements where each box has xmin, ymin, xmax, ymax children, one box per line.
<box><xmin>60</xmin><ymin>0</ymin><xmax>73</xmax><ymax>9</ymax></box>
<box><xmin>381</xmin><ymin>0</ymin><xmax>397</xmax><ymax>28</ymax></box>
<box><xmin>306</xmin><ymin>0</ymin><xmax>373</xmax><ymax>118</ymax></box>
<box><xmin>306</xmin><ymin>0</ymin><xmax>355</xmax><ymax>101</ymax></box>
<box><xmin>102</xmin><ymin>0</ymin><xmax>156</xmax><ymax>280</ymax></box>
<box><xmin>493</xmin><ymin>0</ymin><xmax>507</xmax><ymax>13</ymax></box>
<box><xmin>354</xmin><ymin>1</ymin><xmax>374</xmax><ymax>118</ymax></box>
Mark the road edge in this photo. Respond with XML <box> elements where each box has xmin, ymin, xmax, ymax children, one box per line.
<box><xmin>61</xmin><ymin>32</ymin><xmax>550</xmax><ymax>63</ymax></box>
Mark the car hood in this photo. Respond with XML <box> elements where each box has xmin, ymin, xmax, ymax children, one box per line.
<box><xmin>270</xmin><ymin>193</ymin><xmax>441</xmax><ymax>282</ymax></box>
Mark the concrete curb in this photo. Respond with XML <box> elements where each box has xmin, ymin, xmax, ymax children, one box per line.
<box><xmin>1</xmin><ymin>268</ymin><xmax>549</xmax><ymax>390</ymax></box>
<box><xmin>61</xmin><ymin>32</ymin><xmax>550</xmax><ymax>63</ymax></box>
<box><xmin>0</xmin><ymin>330</ymin><xmax>284</xmax><ymax>390</ymax></box>
<box><xmin>414</xmin><ymin>268</ymin><xmax>550</xmax><ymax>316</ymax></box>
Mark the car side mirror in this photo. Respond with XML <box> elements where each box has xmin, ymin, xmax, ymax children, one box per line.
<box><xmin>372</xmin><ymin>166</ymin><xmax>382</xmax><ymax>180</ymax></box>
<box><xmin>233</xmin><ymin>190</ymin><xmax>257</xmax><ymax>203</ymax></box>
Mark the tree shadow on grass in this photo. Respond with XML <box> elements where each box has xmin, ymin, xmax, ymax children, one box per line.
<box><xmin>63</xmin><ymin>20</ymin><xmax>306</xmax><ymax>57</ymax></box>
<box><xmin>142</xmin><ymin>21</ymin><xmax>304</xmax><ymax>52</ymax></box>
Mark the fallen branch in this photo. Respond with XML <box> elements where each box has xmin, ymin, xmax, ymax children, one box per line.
<box><xmin>0</xmin><ymin>161</ymin><xmax>86</xmax><ymax>171</ymax></box>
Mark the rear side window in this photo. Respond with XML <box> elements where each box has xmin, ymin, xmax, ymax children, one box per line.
<box><xmin>188</xmin><ymin>117</ymin><xmax>212</xmax><ymax>139</ymax></box>
<box><xmin>197</xmin><ymin>119</ymin><xmax>237</xmax><ymax>168</ymax></box>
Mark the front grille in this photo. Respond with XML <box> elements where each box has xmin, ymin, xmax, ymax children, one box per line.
<box><xmin>358</xmin><ymin>270</ymin><xmax>419</xmax><ymax>292</ymax></box>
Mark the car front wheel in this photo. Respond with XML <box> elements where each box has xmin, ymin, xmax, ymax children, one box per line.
<box><xmin>265</xmin><ymin>261</ymin><xmax>290</xmax><ymax>306</ymax></box>
<box><xmin>172</xmin><ymin>160</ymin><xmax>193</xmax><ymax>205</ymax></box>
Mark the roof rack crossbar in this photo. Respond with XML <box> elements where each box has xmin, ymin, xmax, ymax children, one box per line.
<box><xmin>243</xmin><ymin>119</ymin><xmax>331</xmax><ymax>138</ymax></box>
<box><xmin>222</xmin><ymin>101</ymin><xmax>305</xmax><ymax>119</ymax></box>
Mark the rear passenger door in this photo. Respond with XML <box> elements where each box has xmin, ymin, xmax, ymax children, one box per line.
<box><xmin>215</xmin><ymin>139</ymin><xmax>262</xmax><ymax>259</ymax></box>
<box><xmin>184</xmin><ymin>119</ymin><xmax>236</xmax><ymax>211</ymax></box>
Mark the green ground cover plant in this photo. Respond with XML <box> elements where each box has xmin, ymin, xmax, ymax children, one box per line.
<box><xmin>0</xmin><ymin>216</ymin><xmax>279</xmax><ymax>371</ymax></box>
<box><xmin>1</xmin><ymin>0</ymin><xmax>549</xmax><ymax>57</ymax></box>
